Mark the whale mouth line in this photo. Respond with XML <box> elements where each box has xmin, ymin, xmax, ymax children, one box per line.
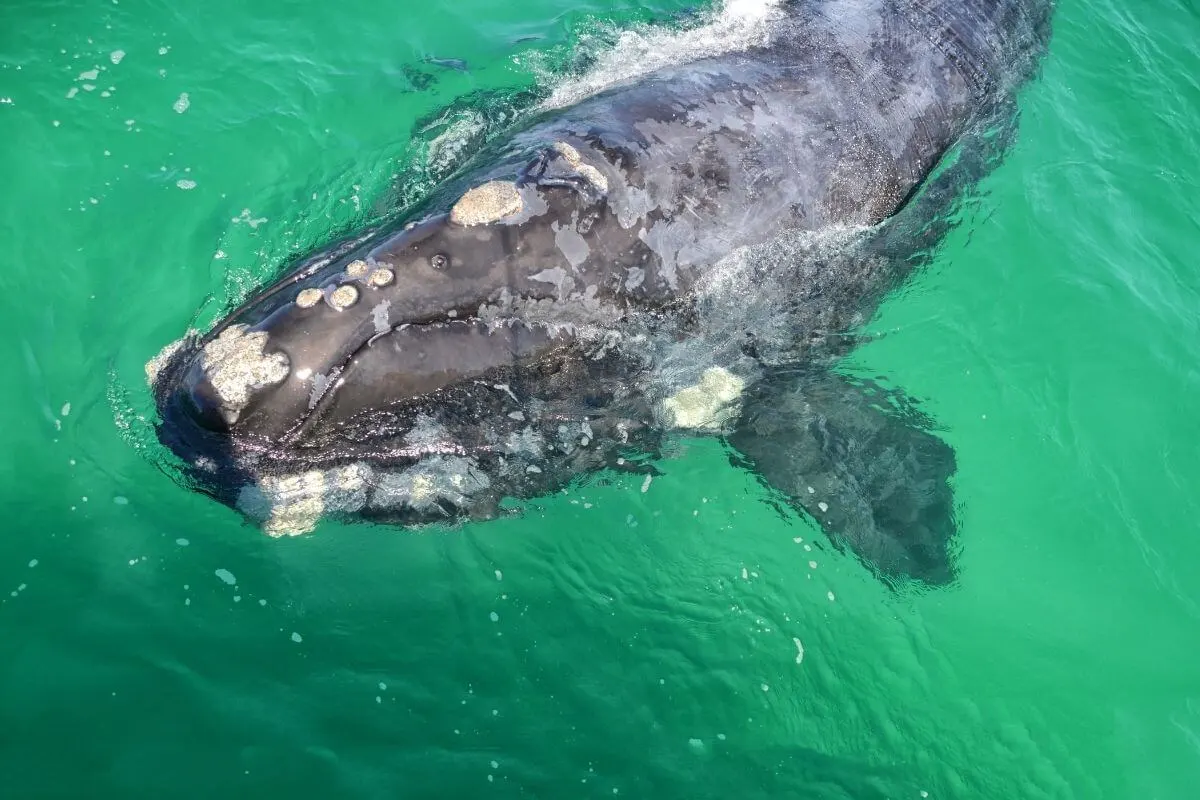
<box><xmin>282</xmin><ymin>312</ymin><xmax>568</xmax><ymax>445</ymax></box>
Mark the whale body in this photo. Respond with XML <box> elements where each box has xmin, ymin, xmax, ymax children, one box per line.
<box><xmin>148</xmin><ymin>0</ymin><xmax>1053</xmax><ymax>585</ymax></box>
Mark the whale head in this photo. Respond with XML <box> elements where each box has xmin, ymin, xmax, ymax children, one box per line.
<box><xmin>148</xmin><ymin>142</ymin><xmax>664</xmax><ymax>532</ymax></box>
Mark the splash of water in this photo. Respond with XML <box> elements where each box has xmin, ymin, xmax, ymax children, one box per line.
<box><xmin>532</xmin><ymin>0</ymin><xmax>785</xmax><ymax>110</ymax></box>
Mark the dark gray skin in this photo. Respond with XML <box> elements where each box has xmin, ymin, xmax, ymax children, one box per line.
<box><xmin>150</xmin><ymin>0</ymin><xmax>1053</xmax><ymax>586</ymax></box>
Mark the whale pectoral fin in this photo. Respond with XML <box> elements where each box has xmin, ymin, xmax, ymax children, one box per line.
<box><xmin>727</xmin><ymin>367</ymin><xmax>958</xmax><ymax>587</ymax></box>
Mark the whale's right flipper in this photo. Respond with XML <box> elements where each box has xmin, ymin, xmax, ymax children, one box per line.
<box><xmin>727</xmin><ymin>366</ymin><xmax>958</xmax><ymax>587</ymax></box>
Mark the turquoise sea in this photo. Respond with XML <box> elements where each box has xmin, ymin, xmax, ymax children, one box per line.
<box><xmin>3</xmin><ymin>0</ymin><xmax>1199</xmax><ymax>797</ymax></box>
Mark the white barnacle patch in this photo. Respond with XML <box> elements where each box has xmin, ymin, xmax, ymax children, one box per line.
<box><xmin>345</xmin><ymin>259</ymin><xmax>369</xmax><ymax>278</ymax></box>
<box><xmin>369</xmin><ymin>456</ymin><xmax>491</xmax><ymax>513</ymax></box>
<box><xmin>296</xmin><ymin>287</ymin><xmax>323</xmax><ymax>308</ymax></box>
<box><xmin>660</xmin><ymin>367</ymin><xmax>746</xmax><ymax>431</ymax></box>
<box><xmin>237</xmin><ymin>463</ymin><xmax>373</xmax><ymax>537</ymax></box>
<box><xmin>450</xmin><ymin>180</ymin><xmax>523</xmax><ymax>226</ymax></box>
<box><xmin>552</xmin><ymin>141</ymin><xmax>608</xmax><ymax>193</ymax></box>
<box><xmin>199</xmin><ymin>325</ymin><xmax>289</xmax><ymax>423</ymax></box>
<box><xmin>144</xmin><ymin>332</ymin><xmax>194</xmax><ymax>386</ymax></box>
<box><xmin>329</xmin><ymin>284</ymin><xmax>359</xmax><ymax>310</ymax></box>
<box><xmin>367</xmin><ymin>268</ymin><xmax>394</xmax><ymax>288</ymax></box>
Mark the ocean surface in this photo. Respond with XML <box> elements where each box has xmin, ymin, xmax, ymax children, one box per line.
<box><xmin>2</xmin><ymin>0</ymin><xmax>1199</xmax><ymax>797</ymax></box>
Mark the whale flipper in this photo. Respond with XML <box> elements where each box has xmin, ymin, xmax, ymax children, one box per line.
<box><xmin>728</xmin><ymin>367</ymin><xmax>958</xmax><ymax>587</ymax></box>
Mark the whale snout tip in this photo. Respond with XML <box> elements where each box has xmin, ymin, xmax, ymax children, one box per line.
<box><xmin>148</xmin><ymin>323</ymin><xmax>291</xmax><ymax>439</ymax></box>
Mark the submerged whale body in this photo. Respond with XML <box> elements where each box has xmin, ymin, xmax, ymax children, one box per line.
<box><xmin>148</xmin><ymin>0</ymin><xmax>1053</xmax><ymax>585</ymax></box>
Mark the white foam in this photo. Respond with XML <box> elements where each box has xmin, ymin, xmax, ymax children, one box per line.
<box><xmin>538</xmin><ymin>0</ymin><xmax>784</xmax><ymax>110</ymax></box>
<box><xmin>214</xmin><ymin>568</ymin><xmax>236</xmax><ymax>585</ymax></box>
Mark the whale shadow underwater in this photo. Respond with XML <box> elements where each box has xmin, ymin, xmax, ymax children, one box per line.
<box><xmin>147</xmin><ymin>0</ymin><xmax>1054</xmax><ymax>587</ymax></box>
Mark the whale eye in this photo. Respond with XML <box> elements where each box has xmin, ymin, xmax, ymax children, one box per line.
<box><xmin>430</xmin><ymin>253</ymin><xmax>449</xmax><ymax>270</ymax></box>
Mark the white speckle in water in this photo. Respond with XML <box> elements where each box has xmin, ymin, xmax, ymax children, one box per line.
<box><xmin>616</xmin><ymin>457</ymin><xmax>625</xmax><ymax>466</ymax></box>
<box><xmin>489</xmin><ymin>611</ymin><xmax>500</xmax><ymax>622</ymax></box>
<box><xmin>110</xmin><ymin>50</ymin><xmax>125</xmax><ymax>64</ymax></box>
<box><xmin>492</xmin><ymin>709</ymin><xmax>498</xmax><ymax>716</ymax></box>
<box><xmin>258</xmin><ymin>599</ymin><xmax>267</xmax><ymax>606</ymax></box>
<box><xmin>526</xmin><ymin>465</ymin><xmax>542</xmax><ymax>474</ymax></box>
<box><xmin>741</xmin><ymin>568</ymin><xmax>748</xmax><ymax>580</ymax></box>
<box><xmin>808</xmin><ymin>561</ymin><xmax>817</xmax><ymax>569</ymax></box>
<box><xmin>214</xmin><ymin>568</ymin><xmax>236</xmax><ymax>585</ymax></box>
<box><xmin>761</xmin><ymin>683</ymin><xmax>770</xmax><ymax>692</ymax></box>
<box><xmin>78</xmin><ymin>68</ymin><xmax>99</xmax><ymax>80</ymax></box>
<box><xmin>494</xmin><ymin>570</ymin><xmax>503</xmax><ymax>581</ymax></box>
<box><xmin>172</xmin><ymin>92</ymin><xmax>189</xmax><ymax>113</ymax></box>
<box><xmin>176</xmin><ymin>179</ymin><xmax>196</xmax><ymax>190</ymax></box>
<box><xmin>717</xmin><ymin>733</ymin><xmax>726</xmax><ymax>741</ymax></box>
<box><xmin>793</xmin><ymin>637</ymin><xmax>805</xmax><ymax>664</ymax></box>
<box><xmin>803</xmin><ymin>544</ymin><xmax>812</xmax><ymax>552</ymax></box>
<box><xmin>184</xmin><ymin>598</ymin><xmax>190</xmax><ymax>606</ymax></box>
<box><xmin>921</xmin><ymin>793</ymin><xmax>929</xmax><ymax>799</ymax></box>
<box><xmin>60</xmin><ymin>402</ymin><xmax>71</xmax><ymax>416</ymax></box>
<box><xmin>641</xmin><ymin>475</ymin><xmax>652</xmax><ymax>493</ymax></box>
<box><xmin>291</xmin><ymin>632</ymin><xmax>303</xmax><ymax>643</ymax></box>
<box><xmin>28</xmin><ymin>560</ymin><xmax>37</xmax><ymax>568</ymax></box>
<box><xmin>688</xmin><ymin>738</ymin><xmax>704</xmax><ymax>751</ymax></box>
<box><xmin>158</xmin><ymin>46</ymin><xmax>169</xmax><ymax>55</ymax></box>
<box><xmin>827</xmin><ymin>591</ymin><xmax>836</xmax><ymax>602</ymax></box>
<box><xmin>487</xmin><ymin>775</ymin><xmax>494</xmax><ymax>783</ymax></box>
<box><xmin>175</xmin><ymin>538</ymin><xmax>189</xmax><ymax>546</ymax></box>
<box><xmin>233</xmin><ymin>595</ymin><xmax>241</xmax><ymax>603</ymax></box>
<box><xmin>375</xmin><ymin>696</ymin><xmax>381</xmax><ymax>704</ymax></box>
<box><xmin>379</xmin><ymin>682</ymin><xmax>387</xmax><ymax>691</ymax></box>
<box><xmin>817</xmin><ymin>501</ymin><xmax>828</xmax><ymax>513</ymax></box>
<box><xmin>490</xmin><ymin>760</ymin><xmax>499</xmax><ymax>769</ymax></box>
<box><xmin>113</xmin><ymin>496</ymin><xmax>129</xmax><ymax>505</ymax></box>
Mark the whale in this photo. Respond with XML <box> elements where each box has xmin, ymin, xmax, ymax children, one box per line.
<box><xmin>147</xmin><ymin>0</ymin><xmax>1053</xmax><ymax>586</ymax></box>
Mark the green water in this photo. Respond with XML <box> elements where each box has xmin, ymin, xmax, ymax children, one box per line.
<box><xmin>2</xmin><ymin>0</ymin><xmax>1198</xmax><ymax>796</ymax></box>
